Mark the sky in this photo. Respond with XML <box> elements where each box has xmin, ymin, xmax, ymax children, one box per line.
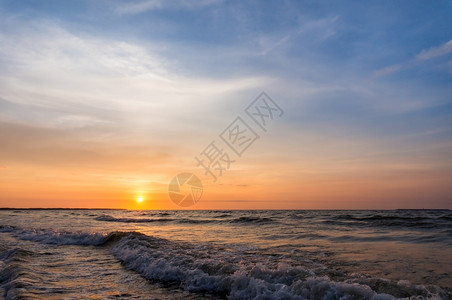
<box><xmin>0</xmin><ymin>0</ymin><xmax>451</xmax><ymax>209</ymax></box>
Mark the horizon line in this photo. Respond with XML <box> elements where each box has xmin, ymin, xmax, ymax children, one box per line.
<box><xmin>0</xmin><ymin>208</ymin><xmax>450</xmax><ymax>211</ymax></box>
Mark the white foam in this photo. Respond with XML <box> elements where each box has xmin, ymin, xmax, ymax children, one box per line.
<box><xmin>4</xmin><ymin>227</ymin><xmax>447</xmax><ymax>299</ymax></box>
<box><xmin>111</xmin><ymin>234</ymin><xmax>420</xmax><ymax>299</ymax></box>
<box><xmin>13</xmin><ymin>228</ymin><xmax>110</xmax><ymax>245</ymax></box>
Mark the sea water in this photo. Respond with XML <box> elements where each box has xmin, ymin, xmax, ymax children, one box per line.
<box><xmin>0</xmin><ymin>209</ymin><xmax>451</xmax><ymax>299</ymax></box>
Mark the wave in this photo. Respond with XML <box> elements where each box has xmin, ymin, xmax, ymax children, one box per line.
<box><xmin>326</xmin><ymin>213</ymin><xmax>452</xmax><ymax>230</ymax></box>
<box><xmin>211</xmin><ymin>213</ymin><xmax>233</xmax><ymax>218</ymax></box>
<box><xmin>95</xmin><ymin>214</ymin><xmax>277</xmax><ymax>225</ymax></box>
<box><xmin>1</xmin><ymin>225</ymin><xmax>449</xmax><ymax>299</ymax></box>
<box><xmin>0</xmin><ymin>247</ymin><xmax>36</xmax><ymax>262</ymax></box>
<box><xmin>337</xmin><ymin>212</ymin><xmax>452</xmax><ymax>220</ymax></box>
<box><xmin>0</xmin><ymin>247</ymin><xmax>39</xmax><ymax>299</ymax></box>
<box><xmin>94</xmin><ymin>214</ymin><xmax>176</xmax><ymax>223</ymax></box>
<box><xmin>11</xmin><ymin>228</ymin><xmax>130</xmax><ymax>246</ymax></box>
<box><xmin>157</xmin><ymin>212</ymin><xmax>171</xmax><ymax>216</ymax></box>
<box><xmin>177</xmin><ymin>219</ymin><xmax>216</xmax><ymax>224</ymax></box>
<box><xmin>0</xmin><ymin>225</ymin><xmax>16</xmax><ymax>233</ymax></box>
<box><xmin>229</xmin><ymin>216</ymin><xmax>275</xmax><ymax>224</ymax></box>
<box><xmin>110</xmin><ymin>233</ymin><xmax>446</xmax><ymax>299</ymax></box>
<box><xmin>337</xmin><ymin>215</ymin><xmax>433</xmax><ymax>222</ymax></box>
<box><xmin>94</xmin><ymin>214</ymin><xmax>215</xmax><ymax>224</ymax></box>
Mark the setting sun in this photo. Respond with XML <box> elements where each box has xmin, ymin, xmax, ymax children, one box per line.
<box><xmin>137</xmin><ymin>197</ymin><xmax>143</xmax><ymax>203</ymax></box>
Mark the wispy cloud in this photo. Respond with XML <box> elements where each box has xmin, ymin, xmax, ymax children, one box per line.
<box><xmin>256</xmin><ymin>16</ymin><xmax>339</xmax><ymax>56</ymax></box>
<box><xmin>0</xmin><ymin>16</ymin><xmax>269</xmax><ymax>128</ymax></box>
<box><xmin>0</xmin><ymin>14</ymin><xmax>272</xmax><ymax>175</ymax></box>
<box><xmin>374</xmin><ymin>39</ymin><xmax>452</xmax><ymax>77</ymax></box>
<box><xmin>372</xmin><ymin>64</ymin><xmax>402</xmax><ymax>77</ymax></box>
<box><xmin>114</xmin><ymin>0</ymin><xmax>163</xmax><ymax>14</ymax></box>
<box><xmin>416</xmin><ymin>39</ymin><xmax>452</xmax><ymax>61</ymax></box>
<box><xmin>114</xmin><ymin>0</ymin><xmax>222</xmax><ymax>15</ymax></box>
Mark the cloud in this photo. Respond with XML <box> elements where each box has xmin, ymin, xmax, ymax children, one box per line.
<box><xmin>53</xmin><ymin>115</ymin><xmax>110</xmax><ymax>129</ymax></box>
<box><xmin>373</xmin><ymin>64</ymin><xmax>402</xmax><ymax>77</ymax></box>
<box><xmin>374</xmin><ymin>40</ymin><xmax>452</xmax><ymax>77</ymax></box>
<box><xmin>0</xmin><ymin>19</ymin><xmax>169</xmax><ymax>78</ymax></box>
<box><xmin>114</xmin><ymin>0</ymin><xmax>163</xmax><ymax>14</ymax></box>
<box><xmin>0</xmin><ymin>16</ymin><xmax>269</xmax><ymax>130</ymax></box>
<box><xmin>0</xmin><ymin>14</ymin><xmax>274</xmax><ymax>177</ymax></box>
<box><xmin>256</xmin><ymin>16</ymin><xmax>339</xmax><ymax>56</ymax></box>
<box><xmin>114</xmin><ymin>0</ymin><xmax>222</xmax><ymax>14</ymax></box>
<box><xmin>416</xmin><ymin>39</ymin><xmax>452</xmax><ymax>61</ymax></box>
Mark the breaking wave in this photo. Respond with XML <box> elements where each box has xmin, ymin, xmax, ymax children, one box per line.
<box><xmin>94</xmin><ymin>214</ymin><xmax>275</xmax><ymax>225</ymax></box>
<box><xmin>1</xmin><ymin>221</ymin><xmax>450</xmax><ymax>299</ymax></box>
<box><xmin>11</xmin><ymin>228</ymin><xmax>129</xmax><ymax>246</ymax></box>
<box><xmin>110</xmin><ymin>233</ymin><xmax>446</xmax><ymax>299</ymax></box>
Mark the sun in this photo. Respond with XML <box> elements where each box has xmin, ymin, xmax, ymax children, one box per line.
<box><xmin>137</xmin><ymin>196</ymin><xmax>144</xmax><ymax>203</ymax></box>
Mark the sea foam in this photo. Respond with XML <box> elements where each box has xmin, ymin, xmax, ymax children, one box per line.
<box><xmin>110</xmin><ymin>233</ymin><xmax>438</xmax><ymax>299</ymax></box>
<box><xmin>2</xmin><ymin>225</ymin><xmax>448</xmax><ymax>299</ymax></box>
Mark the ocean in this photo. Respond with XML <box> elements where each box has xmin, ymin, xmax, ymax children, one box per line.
<box><xmin>0</xmin><ymin>209</ymin><xmax>451</xmax><ymax>299</ymax></box>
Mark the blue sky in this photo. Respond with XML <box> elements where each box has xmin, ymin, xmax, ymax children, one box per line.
<box><xmin>0</xmin><ymin>0</ymin><xmax>451</xmax><ymax>208</ymax></box>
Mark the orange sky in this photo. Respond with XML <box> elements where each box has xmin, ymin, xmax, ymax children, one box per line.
<box><xmin>1</xmin><ymin>123</ymin><xmax>450</xmax><ymax>209</ymax></box>
<box><xmin>1</xmin><ymin>2</ymin><xmax>452</xmax><ymax>209</ymax></box>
